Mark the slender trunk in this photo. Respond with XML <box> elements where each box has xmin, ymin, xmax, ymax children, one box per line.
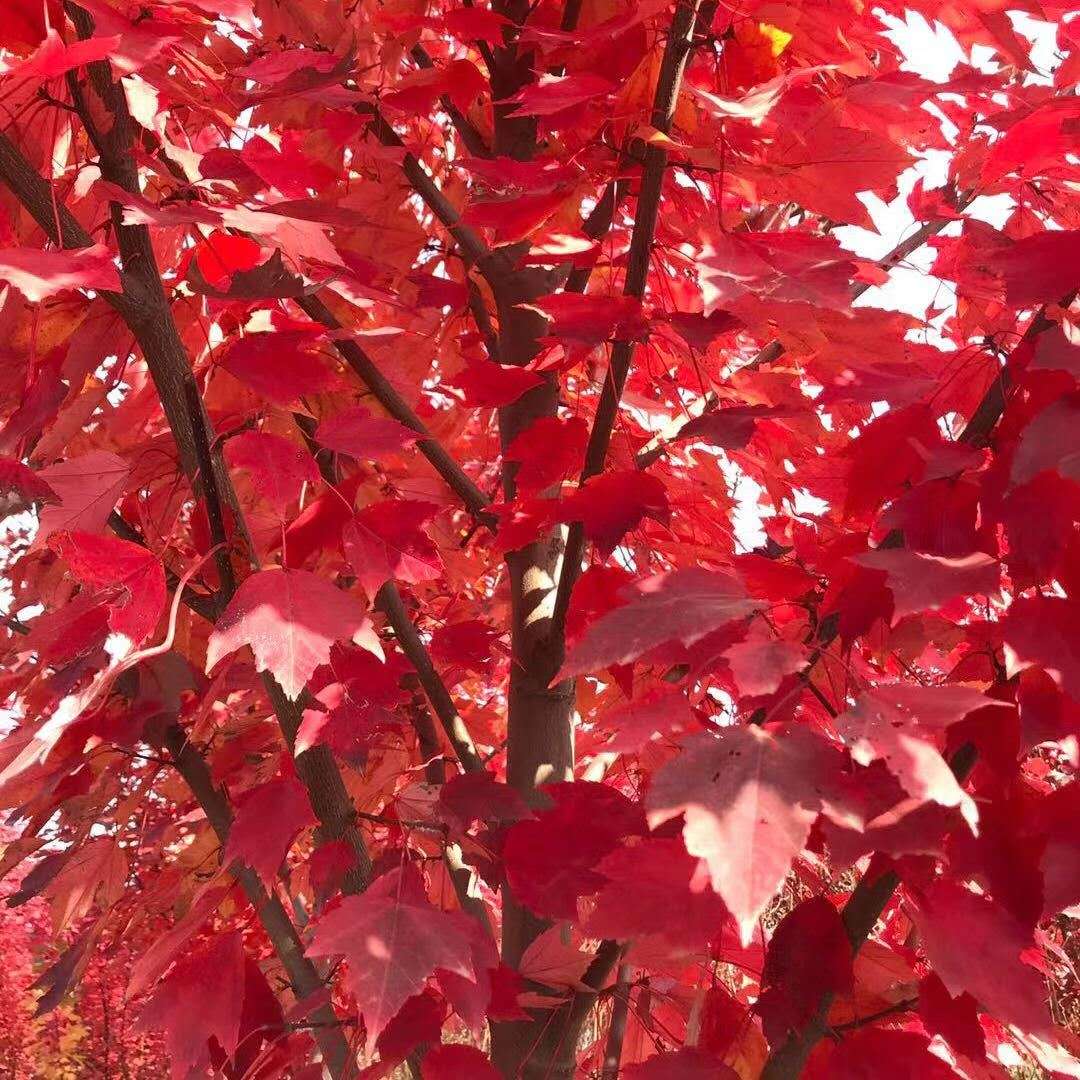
<box><xmin>494</xmin><ymin>277</ymin><xmax>577</xmax><ymax>998</ymax></box>
<box><xmin>489</xmin><ymin>4</ymin><xmax>704</xmax><ymax>1074</ymax></box>
<box><xmin>484</xmin><ymin>58</ymin><xmax>581</xmax><ymax>1065</ymax></box>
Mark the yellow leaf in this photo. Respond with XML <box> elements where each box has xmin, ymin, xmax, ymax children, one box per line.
<box><xmin>759</xmin><ymin>22</ymin><xmax>794</xmax><ymax>58</ymax></box>
<box><xmin>722</xmin><ymin>21</ymin><xmax>794</xmax><ymax>89</ymax></box>
<box><xmin>617</xmin><ymin>50</ymin><xmax>697</xmax><ymax>134</ymax></box>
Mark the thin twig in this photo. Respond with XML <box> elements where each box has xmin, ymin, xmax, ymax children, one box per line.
<box><xmin>297</xmin><ymin>410</ymin><xmax>487</xmax><ymax>784</ymax></box>
<box><xmin>829</xmin><ymin>997</ymin><xmax>917</xmax><ymax>1034</ymax></box>
<box><xmin>634</xmin><ymin>205</ymin><xmax>976</xmax><ymax>470</ymax></box>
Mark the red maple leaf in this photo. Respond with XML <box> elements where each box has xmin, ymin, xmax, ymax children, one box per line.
<box><xmin>307</xmin><ymin>869</ymin><xmax>479</xmax><ymax>1051</ymax></box>
<box><xmin>206</xmin><ymin>568</ymin><xmax>382</xmax><ymax>699</ymax></box>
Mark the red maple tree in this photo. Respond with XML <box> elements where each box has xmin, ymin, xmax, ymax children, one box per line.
<box><xmin>0</xmin><ymin>1</ymin><xmax>1078</xmax><ymax>1077</ymax></box>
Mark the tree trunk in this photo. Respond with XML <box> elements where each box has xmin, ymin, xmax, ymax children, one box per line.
<box><xmin>488</xmin><ymin>215</ymin><xmax>581</xmax><ymax>1080</ymax></box>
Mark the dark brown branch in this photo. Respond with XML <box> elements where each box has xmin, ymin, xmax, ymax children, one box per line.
<box><xmin>468</xmin><ymin>278</ymin><xmax>501</xmax><ymax>361</ymax></box>
<box><xmin>110</xmin><ymin>507</ymin><xmax>376</xmax><ymax>895</ymax></box>
<box><xmin>600</xmin><ymin>964</ymin><xmax>632</xmax><ymax>1079</ymax></box>
<box><xmin>409</xmin><ymin>693</ymin><xmax>449</xmax><ymax>787</ymax></box>
<box><xmin>161</xmin><ymin>215</ymin><xmax>492</xmax><ymax>531</ymax></box>
<box><xmin>296</xmin><ymin>409</ymin><xmax>486</xmax><ymax>782</ymax></box>
<box><xmin>181</xmin><ymin>380</ymin><xmax>237</xmax><ymax>603</ymax></box>
<box><xmin>356</xmin><ymin>806</ymin><xmax>447</xmax><ymax>833</ymax></box>
<box><xmin>560</xmin><ymin>0</ymin><xmax>585</xmax><ymax>31</ymax></box>
<box><xmin>376</xmin><ymin>582</ymin><xmax>486</xmax><ymax>774</ymax></box>
<box><xmin>559</xmin><ymin>938</ymin><xmax>626</xmax><ymax>1056</ymax></box>
<box><xmin>58</xmin><ymin>10</ymin><xmax>247</xmax><ymax>533</ymax></box>
<box><xmin>1</xmin><ymin>612</ymin><xmax>31</xmax><ymax>636</ymax></box>
<box><xmin>550</xmin><ymin>0</ymin><xmax>703</xmax><ymax>644</ymax></box>
<box><xmin>829</xmin><ymin>997</ymin><xmax>918</xmax><ymax>1033</ymax></box>
<box><xmin>409</xmin><ymin>44</ymin><xmax>493</xmax><ymax>158</ymax></box>
<box><xmin>403</xmin><ymin>696</ymin><xmax>494</xmax><ymax>935</ymax></box>
<box><xmin>63</xmin><ymin>13</ymin><xmax>377</xmax><ymax>896</ymax></box>
<box><xmin>295</xmin><ymin>293</ymin><xmax>495</xmax><ymax>526</ymax></box>
<box><xmin>354</xmin><ymin>103</ymin><xmax>495</xmax><ymax>273</ymax></box>
<box><xmin>0</xmin><ymin>132</ymin><xmax>130</xmax><ymax>305</ymax></box>
<box><xmin>562</xmin><ymin>5</ymin><xmax>719</xmax><ymax>297</ymax></box>
<box><xmin>564</xmin><ymin>179</ymin><xmax>628</xmax><ymax>296</ymax></box>
<box><xmin>262</xmin><ymin>678</ymin><xmax>374</xmax><ymax>894</ymax></box>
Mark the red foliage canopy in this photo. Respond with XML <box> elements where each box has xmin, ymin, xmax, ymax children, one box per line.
<box><xmin>0</xmin><ymin>1</ymin><xmax>1078</xmax><ymax>1077</ymax></box>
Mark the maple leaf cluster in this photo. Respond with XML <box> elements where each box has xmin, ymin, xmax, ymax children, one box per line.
<box><xmin>0</xmin><ymin>0</ymin><xmax>1078</xmax><ymax>1078</ymax></box>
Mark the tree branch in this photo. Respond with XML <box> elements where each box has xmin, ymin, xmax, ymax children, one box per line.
<box><xmin>759</xmin><ymin>744</ymin><xmax>977</xmax><ymax>1079</ymax></box>
<box><xmin>64</xmin><ymin>10</ymin><xmax>377</xmax><ymax>891</ymax></box>
<box><xmin>376</xmin><ymin>581</ymin><xmax>486</xmax><ymax>774</ymax></box>
<box><xmin>409</xmin><ymin>44</ymin><xmax>493</xmax><ymax>158</ymax></box>
<box><xmin>181</xmin><ymin>380</ymin><xmax>237</xmax><ymax>604</ymax></box>
<box><xmin>108</xmin><ymin>512</ymin><xmax>218</xmax><ymax>622</ymax></box>
<box><xmin>549</xmin><ymin>0</ymin><xmax>703</xmax><ymax>644</ymax></box>
<box><xmin>0</xmin><ymin>131</ymin><xmax>131</xmax><ymax>307</ymax></box>
<box><xmin>295</xmin><ymin>293</ymin><xmax>496</xmax><ymax>527</ymax></box>
<box><xmin>161</xmin><ymin>724</ymin><xmax>352</xmax><ymax>1077</ymax></box>
<box><xmin>109</xmin><ymin>507</ymin><xmax>376</xmax><ymax>895</ymax></box>
<box><xmin>600</xmin><ymin>964</ymin><xmax>632</xmax><ymax>1079</ymax></box>
<box><xmin>0</xmin><ymin>20</ymin><xmax>373</xmax><ymax>900</ymax></box>
<box><xmin>563</xmin><ymin>179</ymin><xmax>628</xmax><ymax>296</ymax></box>
<box><xmin>829</xmin><ymin>997</ymin><xmax>917</xmax><ymax>1033</ymax></box>
<box><xmin>354</xmin><ymin>102</ymin><xmax>496</xmax><ymax>273</ymax></box>
<box><xmin>756</xmin><ymin>296</ymin><xmax>1072</xmax><ymax>1076</ymax></box>
<box><xmin>297</xmin><ymin>413</ymin><xmax>485</xmax><ymax>783</ymax></box>
<box><xmin>562</xmin><ymin>2</ymin><xmax>718</xmax><ymax>297</ymax></box>
<box><xmin>561</xmin><ymin>0</ymin><xmax>585</xmax><ymax>32</ymax></box>
<box><xmin>559</xmin><ymin>938</ymin><xmax>625</xmax><ymax>1053</ymax></box>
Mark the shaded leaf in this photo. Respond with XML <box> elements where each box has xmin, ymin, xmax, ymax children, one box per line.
<box><xmin>223</xmin><ymin>775</ymin><xmax>316</xmax><ymax>886</ymax></box>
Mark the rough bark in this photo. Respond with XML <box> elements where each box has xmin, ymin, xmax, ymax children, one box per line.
<box><xmin>0</xmin><ymin>23</ymin><xmax>368</xmax><ymax>1073</ymax></box>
